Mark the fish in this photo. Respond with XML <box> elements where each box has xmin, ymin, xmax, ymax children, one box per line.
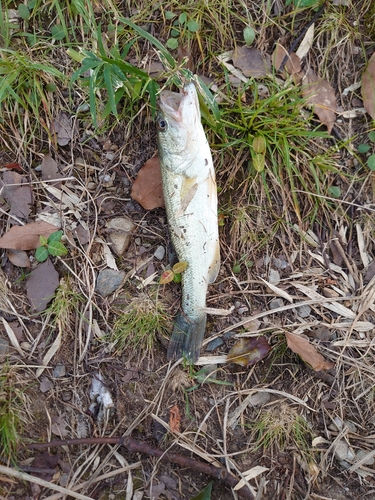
<box><xmin>157</xmin><ymin>82</ymin><xmax>220</xmax><ymax>362</ymax></box>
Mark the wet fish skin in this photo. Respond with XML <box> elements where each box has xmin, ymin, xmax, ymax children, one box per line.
<box><xmin>157</xmin><ymin>83</ymin><xmax>220</xmax><ymax>362</ymax></box>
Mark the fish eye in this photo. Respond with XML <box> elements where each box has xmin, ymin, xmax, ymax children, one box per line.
<box><xmin>157</xmin><ymin>118</ymin><xmax>168</xmax><ymax>132</ymax></box>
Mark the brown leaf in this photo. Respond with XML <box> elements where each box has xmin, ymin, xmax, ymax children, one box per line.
<box><xmin>362</xmin><ymin>52</ymin><xmax>375</xmax><ymax>119</ymax></box>
<box><xmin>26</xmin><ymin>258</ymin><xmax>59</xmax><ymax>312</ymax></box>
<box><xmin>53</xmin><ymin>112</ymin><xmax>74</xmax><ymax>146</ymax></box>
<box><xmin>272</xmin><ymin>43</ymin><xmax>301</xmax><ymax>75</ymax></box>
<box><xmin>285</xmin><ymin>331</ymin><xmax>334</xmax><ymax>371</ymax></box>
<box><xmin>178</xmin><ymin>46</ymin><xmax>194</xmax><ymax>72</ymax></box>
<box><xmin>232</xmin><ymin>46</ymin><xmax>271</xmax><ymax>77</ymax></box>
<box><xmin>169</xmin><ymin>404</ymin><xmax>181</xmax><ymax>433</ymax></box>
<box><xmin>41</xmin><ymin>153</ymin><xmax>63</xmax><ymax>186</ymax></box>
<box><xmin>0</xmin><ymin>221</ymin><xmax>60</xmax><ymax>250</ymax></box>
<box><xmin>228</xmin><ymin>336</ymin><xmax>271</xmax><ymax>367</ymax></box>
<box><xmin>1</xmin><ymin>170</ymin><xmax>32</xmax><ymax>220</ymax></box>
<box><xmin>131</xmin><ymin>156</ymin><xmax>165</xmax><ymax>210</ymax></box>
<box><xmin>4</xmin><ymin>162</ymin><xmax>23</xmax><ymax>173</ymax></box>
<box><xmin>6</xmin><ymin>249</ymin><xmax>30</xmax><ymax>268</ymax></box>
<box><xmin>301</xmin><ymin>68</ymin><xmax>337</xmax><ymax>133</ymax></box>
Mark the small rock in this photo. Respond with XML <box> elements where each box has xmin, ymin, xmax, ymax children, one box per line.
<box><xmin>269</xmin><ymin>298</ymin><xmax>284</xmax><ymax>310</ymax></box>
<box><xmin>335</xmin><ymin>440</ymin><xmax>355</xmax><ymax>461</ymax></box>
<box><xmin>295</xmin><ymin>304</ymin><xmax>311</xmax><ymax>318</ymax></box>
<box><xmin>273</xmin><ymin>257</ymin><xmax>289</xmax><ymax>269</ymax></box>
<box><xmin>59</xmin><ymin>474</ymin><xmax>69</xmax><ymax>487</ymax></box>
<box><xmin>153</xmin><ymin>245</ymin><xmax>165</xmax><ymax>261</ymax></box>
<box><xmin>134</xmin><ymin>237</ymin><xmax>141</xmax><ymax>245</ymax></box>
<box><xmin>223</xmin><ymin>331</ymin><xmax>237</xmax><ymax>340</ymax></box>
<box><xmin>96</xmin><ymin>269</ymin><xmax>125</xmax><ymax>297</ymax></box>
<box><xmin>107</xmin><ymin>217</ymin><xmax>136</xmax><ymax>256</ymax></box>
<box><xmin>344</xmin><ymin>420</ymin><xmax>357</xmax><ymax>433</ymax></box>
<box><xmin>338</xmin><ymin>460</ymin><xmax>352</xmax><ymax>470</ymax></box>
<box><xmin>53</xmin><ymin>364</ymin><xmax>66</xmax><ymax>378</ymax></box>
<box><xmin>238</xmin><ymin>306</ymin><xmax>249</xmax><ymax>314</ymax></box>
<box><xmin>356</xmin><ymin>449</ymin><xmax>375</xmax><ymax>465</ymax></box>
<box><xmin>249</xmin><ymin>392</ymin><xmax>271</xmax><ymax>407</ymax></box>
<box><xmin>206</xmin><ymin>337</ymin><xmax>224</xmax><ymax>351</ymax></box>
<box><xmin>268</xmin><ymin>268</ymin><xmax>280</xmax><ymax>285</ymax></box>
<box><xmin>0</xmin><ymin>338</ymin><xmax>9</xmax><ymax>357</ymax></box>
<box><xmin>39</xmin><ymin>377</ymin><xmax>54</xmax><ymax>393</ymax></box>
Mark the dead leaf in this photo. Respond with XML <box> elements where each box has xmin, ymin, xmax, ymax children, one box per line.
<box><xmin>6</xmin><ymin>249</ymin><xmax>30</xmax><ymax>267</ymax></box>
<box><xmin>232</xmin><ymin>46</ymin><xmax>271</xmax><ymax>77</ymax></box>
<box><xmin>31</xmin><ymin>452</ymin><xmax>59</xmax><ymax>481</ymax></box>
<box><xmin>169</xmin><ymin>405</ymin><xmax>181</xmax><ymax>433</ymax></box>
<box><xmin>131</xmin><ymin>156</ymin><xmax>164</xmax><ymax>210</ymax></box>
<box><xmin>306</xmin><ymin>325</ymin><xmax>332</xmax><ymax>342</ymax></box>
<box><xmin>362</xmin><ymin>52</ymin><xmax>375</xmax><ymax>119</ymax></box>
<box><xmin>51</xmin><ymin>415</ymin><xmax>68</xmax><ymax>437</ymax></box>
<box><xmin>26</xmin><ymin>258</ymin><xmax>59</xmax><ymax>312</ymax></box>
<box><xmin>1</xmin><ymin>170</ymin><xmax>32</xmax><ymax>220</ymax></box>
<box><xmin>0</xmin><ymin>221</ymin><xmax>60</xmax><ymax>250</ymax></box>
<box><xmin>228</xmin><ymin>336</ymin><xmax>271</xmax><ymax>367</ymax></box>
<box><xmin>4</xmin><ymin>162</ymin><xmax>23</xmax><ymax>173</ymax></box>
<box><xmin>302</xmin><ymin>68</ymin><xmax>337</xmax><ymax>133</ymax></box>
<box><xmin>41</xmin><ymin>153</ymin><xmax>63</xmax><ymax>186</ymax></box>
<box><xmin>53</xmin><ymin>111</ymin><xmax>74</xmax><ymax>146</ymax></box>
<box><xmin>272</xmin><ymin>43</ymin><xmax>301</xmax><ymax>76</ymax></box>
<box><xmin>285</xmin><ymin>331</ymin><xmax>334</xmax><ymax>371</ymax></box>
<box><xmin>178</xmin><ymin>45</ymin><xmax>194</xmax><ymax>72</ymax></box>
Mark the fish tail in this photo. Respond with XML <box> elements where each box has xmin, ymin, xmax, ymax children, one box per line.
<box><xmin>167</xmin><ymin>313</ymin><xmax>206</xmax><ymax>363</ymax></box>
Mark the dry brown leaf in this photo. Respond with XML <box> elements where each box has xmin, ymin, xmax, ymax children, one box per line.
<box><xmin>272</xmin><ymin>43</ymin><xmax>301</xmax><ymax>78</ymax></box>
<box><xmin>131</xmin><ymin>156</ymin><xmax>164</xmax><ymax>210</ymax></box>
<box><xmin>232</xmin><ymin>46</ymin><xmax>271</xmax><ymax>77</ymax></box>
<box><xmin>227</xmin><ymin>336</ymin><xmax>271</xmax><ymax>367</ymax></box>
<box><xmin>178</xmin><ymin>45</ymin><xmax>194</xmax><ymax>72</ymax></box>
<box><xmin>6</xmin><ymin>249</ymin><xmax>30</xmax><ymax>268</ymax></box>
<box><xmin>41</xmin><ymin>153</ymin><xmax>63</xmax><ymax>186</ymax></box>
<box><xmin>302</xmin><ymin>68</ymin><xmax>337</xmax><ymax>133</ymax></box>
<box><xmin>53</xmin><ymin>111</ymin><xmax>74</xmax><ymax>146</ymax></box>
<box><xmin>169</xmin><ymin>404</ymin><xmax>181</xmax><ymax>433</ymax></box>
<box><xmin>362</xmin><ymin>52</ymin><xmax>375</xmax><ymax>119</ymax></box>
<box><xmin>0</xmin><ymin>221</ymin><xmax>60</xmax><ymax>250</ymax></box>
<box><xmin>1</xmin><ymin>170</ymin><xmax>33</xmax><ymax>220</ymax></box>
<box><xmin>26</xmin><ymin>258</ymin><xmax>59</xmax><ymax>312</ymax></box>
<box><xmin>285</xmin><ymin>331</ymin><xmax>334</xmax><ymax>371</ymax></box>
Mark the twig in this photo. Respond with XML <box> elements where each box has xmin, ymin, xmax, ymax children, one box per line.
<box><xmin>25</xmin><ymin>436</ymin><xmax>255</xmax><ymax>499</ymax></box>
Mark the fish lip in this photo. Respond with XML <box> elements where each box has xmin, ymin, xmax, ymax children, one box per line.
<box><xmin>158</xmin><ymin>84</ymin><xmax>196</xmax><ymax>123</ymax></box>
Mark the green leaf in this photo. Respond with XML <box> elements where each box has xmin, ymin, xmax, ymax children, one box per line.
<box><xmin>358</xmin><ymin>143</ymin><xmax>371</xmax><ymax>153</ymax></box>
<box><xmin>166</xmin><ymin>38</ymin><xmax>179</xmax><ymax>50</ymax></box>
<box><xmin>17</xmin><ymin>4</ymin><xmax>30</xmax><ymax>20</ymax></box>
<box><xmin>179</xmin><ymin>12</ymin><xmax>187</xmax><ymax>25</ymax></box>
<box><xmin>165</xmin><ymin>11</ymin><xmax>175</xmax><ymax>19</ymax></box>
<box><xmin>253</xmin><ymin>153</ymin><xmax>265</xmax><ymax>172</ymax></box>
<box><xmin>173</xmin><ymin>273</ymin><xmax>181</xmax><ymax>283</ymax></box>
<box><xmin>47</xmin><ymin>241</ymin><xmax>68</xmax><ymax>257</ymax></box>
<box><xmin>328</xmin><ymin>186</ymin><xmax>341</xmax><ymax>198</ymax></box>
<box><xmin>187</xmin><ymin>19</ymin><xmax>199</xmax><ymax>32</ymax></box>
<box><xmin>173</xmin><ymin>261</ymin><xmax>188</xmax><ymax>274</ymax></box>
<box><xmin>35</xmin><ymin>246</ymin><xmax>49</xmax><ymax>262</ymax></box>
<box><xmin>103</xmin><ymin>65</ymin><xmax>117</xmax><ymax>118</ymax></box>
<box><xmin>51</xmin><ymin>24</ymin><xmax>66</xmax><ymax>40</ymax></box>
<box><xmin>39</xmin><ymin>235</ymin><xmax>48</xmax><ymax>246</ymax></box>
<box><xmin>45</xmin><ymin>83</ymin><xmax>57</xmax><ymax>92</ymax></box>
<box><xmin>369</xmin><ymin>131</ymin><xmax>375</xmax><ymax>143</ymax></box>
<box><xmin>47</xmin><ymin>230</ymin><xmax>63</xmax><ymax>243</ymax></box>
<box><xmin>190</xmin><ymin>482</ymin><xmax>212</xmax><ymax>500</ymax></box>
<box><xmin>171</xmin><ymin>28</ymin><xmax>179</xmax><ymax>37</ymax></box>
<box><xmin>243</xmin><ymin>26</ymin><xmax>255</xmax><ymax>46</ymax></box>
<box><xmin>233</xmin><ymin>262</ymin><xmax>241</xmax><ymax>274</ymax></box>
<box><xmin>367</xmin><ymin>154</ymin><xmax>375</xmax><ymax>170</ymax></box>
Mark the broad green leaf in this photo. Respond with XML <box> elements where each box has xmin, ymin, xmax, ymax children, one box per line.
<box><xmin>173</xmin><ymin>261</ymin><xmax>187</xmax><ymax>274</ymax></box>
<box><xmin>358</xmin><ymin>143</ymin><xmax>371</xmax><ymax>153</ymax></box>
<box><xmin>173</xmin><ymin>273</ymin><xmax>181</xmax><ymax>283</ymax></box>
<box><xmin>166</xmin><ymin>38</ymin><xmax>179</xmax><ymax>50</ymax></box>
<box><xmin>232</xmin><ymin>262</ymin><xmax>241</xmax><ymax>274</ymax></box>
<box><xmin>190</xmin><ymin>482</ymin><xmax>212</xmax><ymax>500</ymax></box>
<box><xmin>47</xmin><ymin>241</ymin><xmax>68</xmax><ymax>257</ymax></box>
<box><xmin>369</xmin><ymin>131</ymin><xmax>375</xmax><ymax>143</ymax></box>
<box><xmin>165</xmin><ymin>11</ymin><xmax>175</xmax><ymax>20</ymax></box>
<box><xmin>368</xmin><ymin>154</ymin><xmax>375</xmax><ymax>170</ymax></box>
<box><xmin>243</xmin><ymin>26</ymin><xmax>255</xmax><ymax>46</ymax></box>
<box><xmin>47</xmin><ymin>230</ymin><xmax>63</xmax><ymax>243</ymax></box>
<box><xmin>35</xmin><ymin>246</ymin><xmax>49</xmax><ymax>262</ymax></box>
<box><xmin>187</xmin><ymin>19</ymin><xmax>199</xmax><ymax>32</ymax></box>
<box><xmin>253</xmin><ymin>135</ymin><xmax>266</xmax><ymax>154</ymax></box>
<box><xmin>45</xmin><ymin>83</ymin><xmax>57</xmax><ymax>92</ymax></box>
<box><xmin>179</xmin><ymin>12</ymin><xmax>187</xmax><ymax>25</ymax></box>
<box><xmin>328</xmin><ymin>186</ymin><xmax>341</xmax><ymax>198</ymax></box>
<box><xmin>17</xmin><ymin>4</ymin><xmax>30</xmax><ymax>20</ymax></box>
<box><xmin>51</xmin><ymin>24</ymin><xmax>66</xmax><ymax>40</ymax></box>
<box><xmin>39</xmin><ymin>235</ymin><xmax>48</xmax><ymax>246</ymax></box>
<box><xmin>253</xmin><ymin>153</ymin><xmax>265</xmax><ymax>172</ymax></box>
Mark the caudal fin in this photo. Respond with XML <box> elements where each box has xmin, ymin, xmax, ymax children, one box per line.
<box><xmin>167</xmin><ymin>313</ymin><xmax>206</xmax><ymax>362</ymax></box>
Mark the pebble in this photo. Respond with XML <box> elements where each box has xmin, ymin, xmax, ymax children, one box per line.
<box><xmin>238</xmin><ymin>306</ymin><xmax>249</xmax><ymax>314</ymax></box>
<box><xmin>223</xmin><ymin>331</ymin><xmax>237</xmax><ymax>340</ymax></box>
<box><xmin>153</xmin><ymin>245</ymin><xmax>165</xmax><ymax>261</ymax></box>
<box><xmin>206</xmin><ymin>337</ymin><xmax>224</xmax><ymax>351</ymax></box>
<box><xmin>268</xmin><ymin>268</ymin><xmax>280</xmax><ymax>285</ymax></box>
<box><xmin>249</xmin><ymin>391</ymin><xmax>271</xmax><ymax>407</ymax></box>
<box><xmin>269</xmin><ymin>298</ymin><xmax>284</xmax><ymax>310</ymax></box>
<box><xmin>107</xmin><ymin>217</ymin><xmax>135</xmax><ymax>256</ymax></box>
<box><xmin>134</xmin><ymin>238</ymin><xmax>141</xmax><ymax>245</ymax></box>
<box><xmin>0</xmin><ymin>338</ymin><xmax>9</xmax><ymax>357</ymax></box>
<box><xmin>356</xmin><ymin>449</ymin><xmax>375</xmax><ymax>465</ymax></box>
<box><xmin>295</xmin><ymin>304</ymin><xmax>311</xmax><ymax>318</ymax></box>
<box><xmin>59</xmin><ymin>474</ymin><xmax>69</xmax><ymax>487</ymax></box>
<box><xmin>39</xmin><ymin>377</ymin><xmax>54</xmax><ymax>393</ymax></box>
<box><xmin>53</xmin><ymin>363</ymin><xmax>66</xmax><ymax>378</ymax></box>
<box><xmin>334</xmin><ymin>440</ymin><xmax>355</xmax><ymax>461</ymax></box>
<box><xmin>96</xmin><ymin>269</ymin><xmax>125</xmax><ymax>297</ymax></box>
<box><xmin>273</xmin><ymin>257</ymin><xmax>289</xmax><ymax>269</ymax></box>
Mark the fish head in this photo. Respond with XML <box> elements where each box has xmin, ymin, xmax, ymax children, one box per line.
<box><xmin>157</xmin><ymin>83</ymin><xmax>202</xmax><ymax>173</ymax></box>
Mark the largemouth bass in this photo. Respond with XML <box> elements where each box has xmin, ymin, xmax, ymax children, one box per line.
<box><xmin>157</xmin><ymin>83</ymin><xmax>220</xmax><ymax>362</ymax></box>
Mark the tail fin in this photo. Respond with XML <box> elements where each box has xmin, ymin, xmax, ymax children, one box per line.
<box><xmin>167</xmin><ymin>313</ymin><xmax>206</xmax><ymax>363</ymax></box>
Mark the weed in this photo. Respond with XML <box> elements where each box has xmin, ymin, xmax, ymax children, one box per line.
<box><xmin>358</xmin><ymin>130</ymin><xmax>375</xmax><ymax>171</ymax></box>
<box><xmin>35</xmin><ymin>230</ymin><xmax>68</xmax><ymax>263</ymax></box>
<box><xmin>43</xmin><ymin>276</ymin><xmax>85</xmax><ymax>330</ymax></box>
<box><xmin>0</xmin><ymin>365</ymin><xmax>28</xmax><ymax>463</ymax></box>
<box><xmin>110</xmin><ymin>292</ymin><xmax>171</xmax><ymax>355</ymax></box>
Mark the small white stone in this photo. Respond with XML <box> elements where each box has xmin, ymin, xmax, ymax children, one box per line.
<box><xmin>153</xmin><ymin>245</ymin><xmax>165</xmax><ymax>260</ymax></box>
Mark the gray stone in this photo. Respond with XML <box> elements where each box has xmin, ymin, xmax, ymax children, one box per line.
<box><xmin>268</xmin><ymin>268</ymin><xmax>280</xmax><ymax>285</ymax></box>
<box><xmin>295</xmin><ymin>305</ymin><xmax>311</xmax><ymax>318</ymax></box>
<box><xmin>206</xmin><ymin>337</ymin><xmax>224</xmax><ymax>351</ymax></box>
<box><xmin>223</xmin><ymin>331</ymin><xmax>237</xmax><ymax>340</ymax></box>
<box><xmin>153</xmin><ymin>245</ymin><xmax>165</xmax><ymax>261</ymax></box>
<box><xmin>356</xmin><ymin>449</ymin><xmax>375</xmax><ymax>465</ymax></box>
<box><xmin>269</xmin><ymin>298</ymin><xmax>284</xmax><ymax>310</ymax></box>
<box><xmin>249</xmin><ymin>391</ymin><xmax>271</xmax><ymax>407</ymax></box>
<box><xmin>0</xmin><ymin>338</ymin><xmax>9</xmax><ymax>357</ymax></box>
<box><xmin>53</xmin><ymin>363</ymin><xmax>66</xmax><ymax>378</ymax></box>
<box><xmin>96</xmin><ymin>269</ymin><xmax>125</xmax><ymax>297</ymax></box>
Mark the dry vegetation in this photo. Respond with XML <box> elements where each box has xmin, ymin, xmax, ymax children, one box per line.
<box><xmin>1</xmin><ymin>0</ymin><xmax>375</xmax><ymax>499</ymax></box>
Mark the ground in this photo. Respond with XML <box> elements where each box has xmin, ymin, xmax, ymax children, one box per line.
<box><xmin>1</xmin><ymin>0</ymin><xmax>375</xmax><ymax>499</ymax></box>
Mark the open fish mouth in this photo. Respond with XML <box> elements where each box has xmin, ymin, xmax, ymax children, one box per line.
<box><xmin>159</xmin><ymin>84</ymin><xmax>199</xmax><ymax>123</ymax></box>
